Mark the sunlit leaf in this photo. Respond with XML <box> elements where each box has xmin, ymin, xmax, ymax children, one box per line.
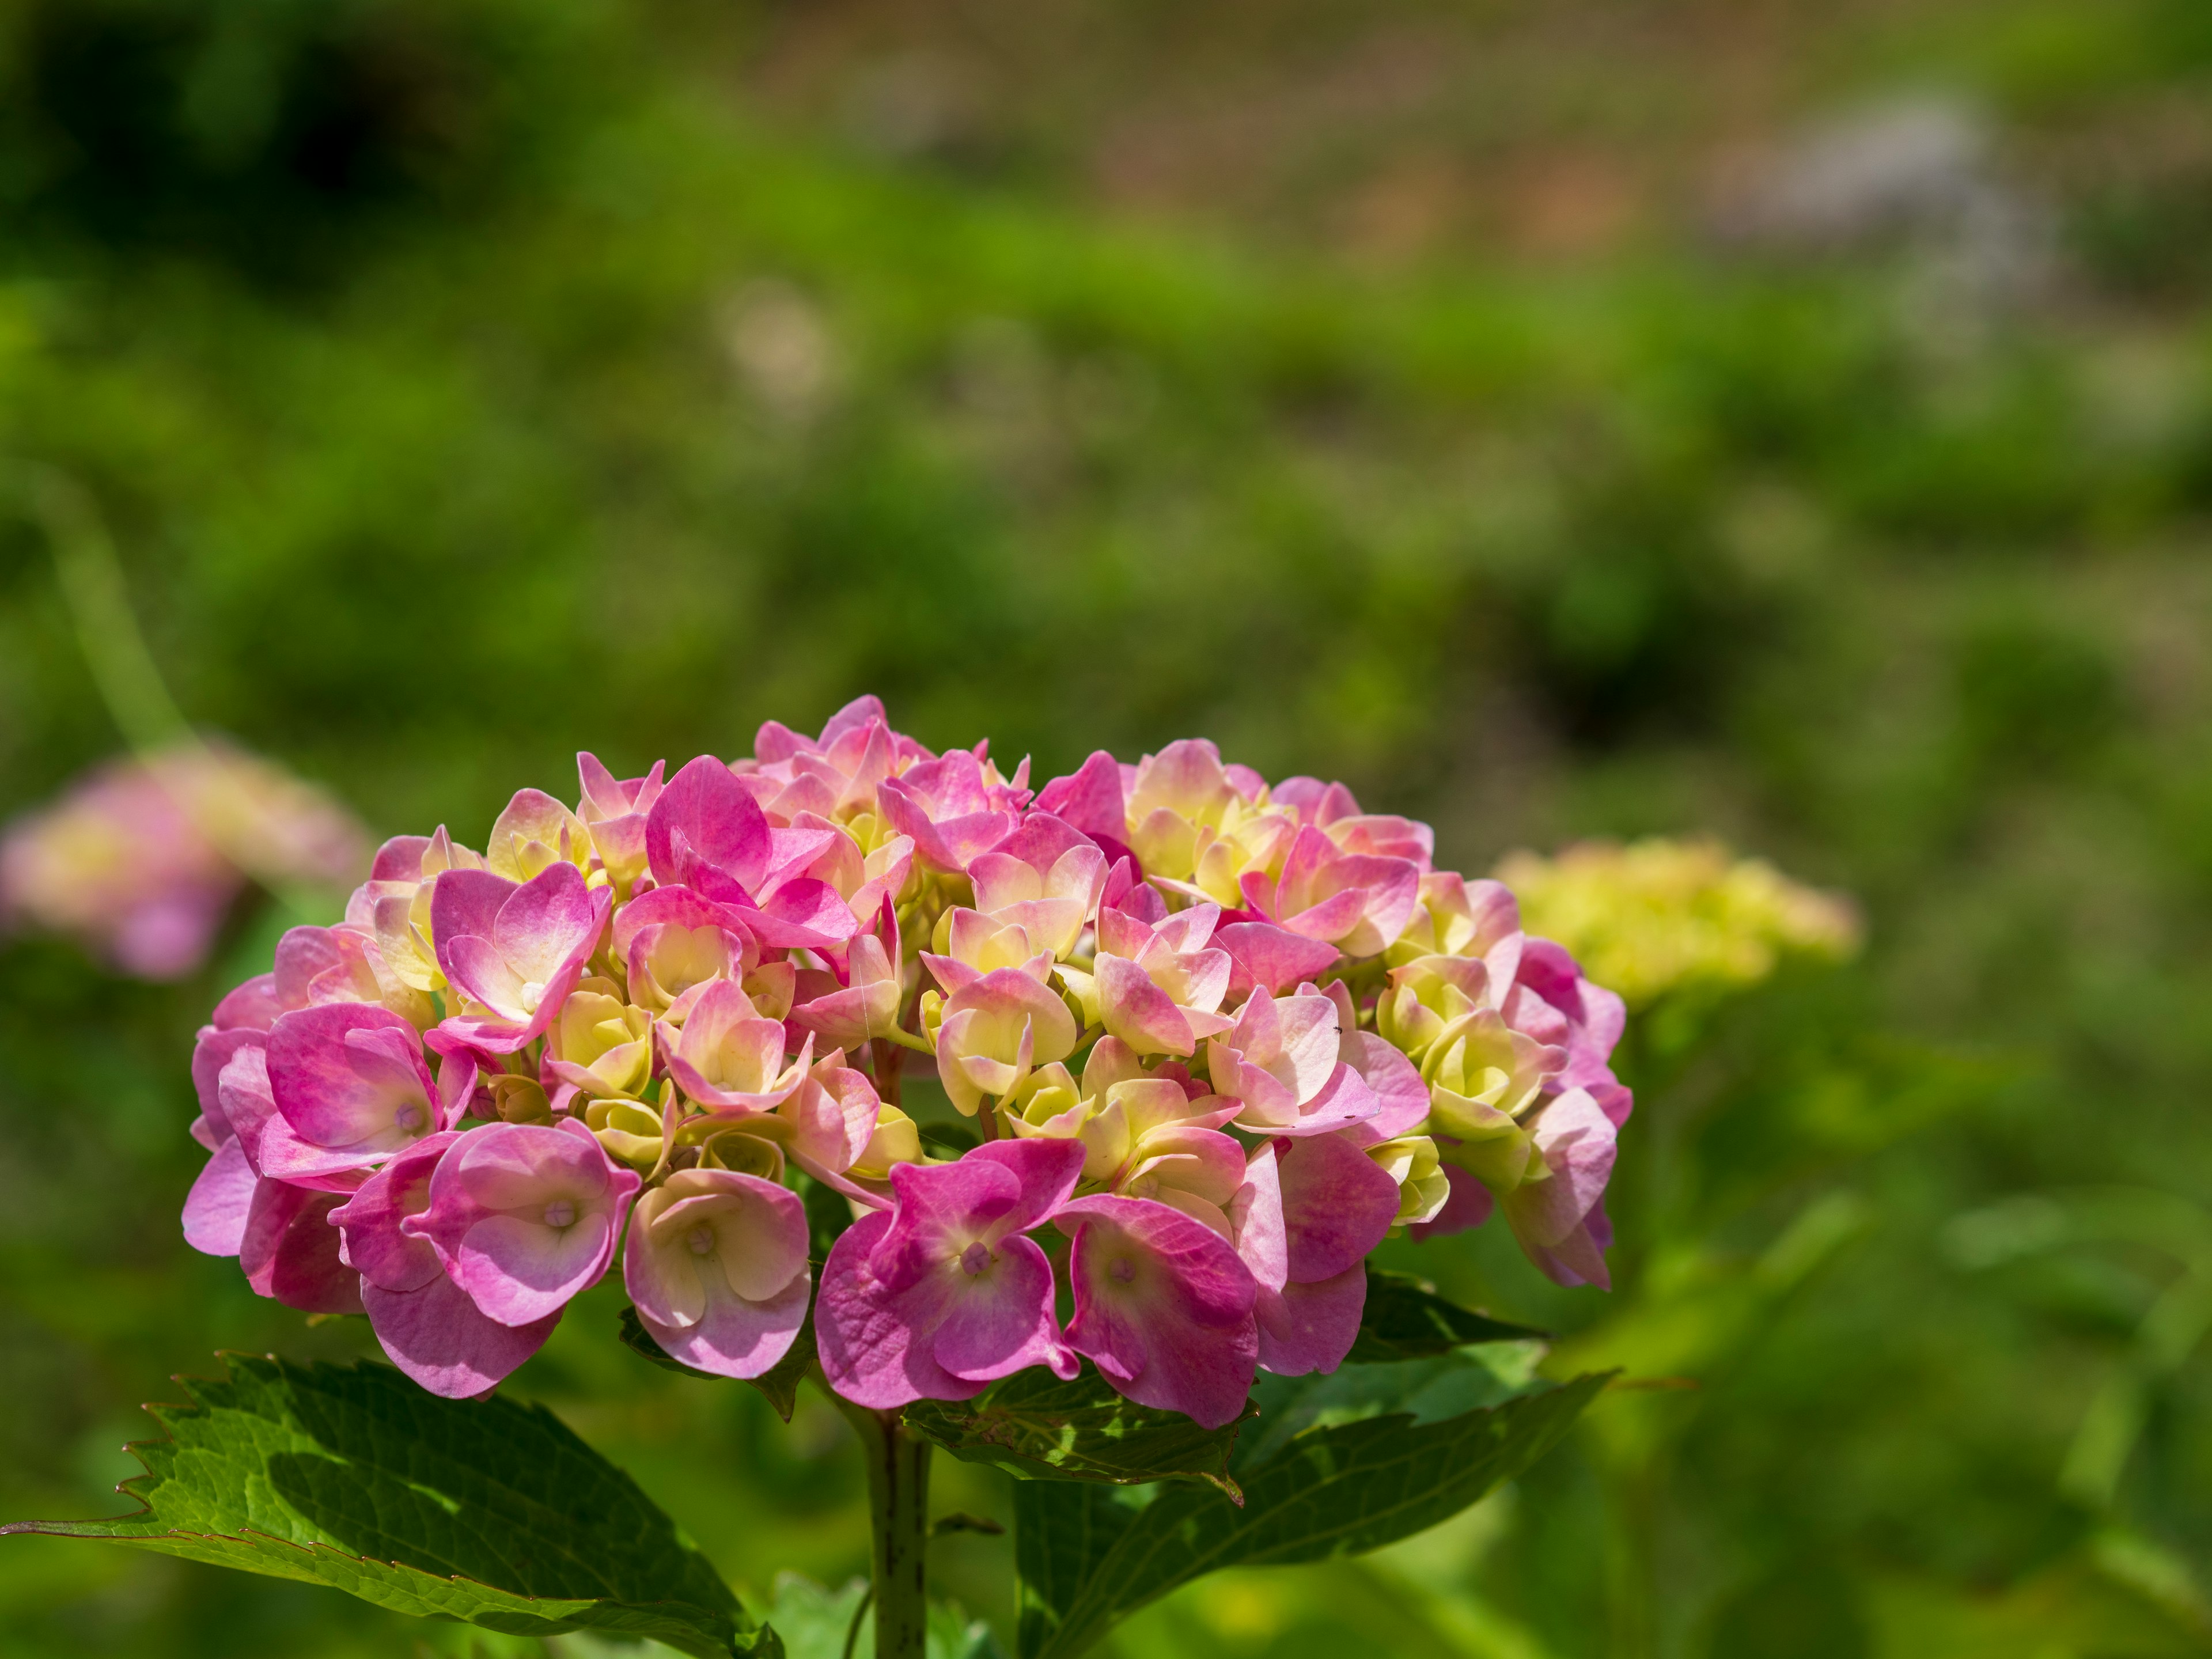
<box><xmin>1344</xmin><ymin>1270</ymin><xmax>1547</xmax><ymax>1363</ymax></box>
<box><xmin>906</xmin><ymin>1365</ymin><xmax>1250</xmax><ymax>1498</ymax></box>
<box><xmin>1015</xmin><ymin>1373</ymin><xmax>1609</xmax><ymax>1659</ymax></box>
<box><xmin>3</xmin><ymin>1354</ymin><xmax>774</xmax><ymax>1659</ymax></box>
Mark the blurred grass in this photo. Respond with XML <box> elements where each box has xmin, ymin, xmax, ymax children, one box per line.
<box><xmin>2</xmin><ymin>1</ymin><xmax>2212</xmax><ymax>1655</ymax></box>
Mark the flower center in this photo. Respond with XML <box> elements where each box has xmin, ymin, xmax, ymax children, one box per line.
<box><xmin>1109</xmin><ymin>1257</ymin><xmax>1135</xmax><ymax>1283</ymax></box>
<box><xmin>687</xmin><ymin>1224</ymin><xmax>716</xmax><ymax>1256</ymax></box>
<box><xmin>520</xmin><ymin>980</ymin><xmax>547</xmax><ymax>1012</ymax></box>
<box><xmin>393</xmin><ymin>1103</ymin><xmax>423</xmax><ymax>1132</ymax></box>
<box><xmin>959</xmin><ymin>1241</ymin><xmax>992</xmax><ymax>1277</ymax></box>
<box><xmin>542</xmin><ymin>1199</ymin><xmax>577</xmax><ymax>1228</ymax></box>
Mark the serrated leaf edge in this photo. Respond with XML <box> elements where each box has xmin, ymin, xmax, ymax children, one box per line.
<box><xmin>0</xmin><ymin>1351</ymin><xmax>762</xmax><ymax>1658</ymax></box>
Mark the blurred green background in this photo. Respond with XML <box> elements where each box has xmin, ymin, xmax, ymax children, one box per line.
<box><xmin>3</xmin><ymin>0</ymin><xmax>2212</xmax><ymax>1654</ymax></box>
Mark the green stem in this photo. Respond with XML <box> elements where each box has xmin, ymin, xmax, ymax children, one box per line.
<box><xmin>834</xmin><ymin>1400</ymin><xmax>932</xmax><ymax>1659</ymax></box>
<box><xmin>6</xmin><ymin>460</ymin><xmax>331</xmax><ymax>916</ymax></box>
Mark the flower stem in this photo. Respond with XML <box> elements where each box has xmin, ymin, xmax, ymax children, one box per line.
<box><xmin>856</xmin><ymin>1407</ymin><xmax>931</xmax><ymax>1658</ymax></box>
<box><xmin>818</xmin><ymin>1371</ymin><xmax>934</xmax><ymax>1657</ymax></box>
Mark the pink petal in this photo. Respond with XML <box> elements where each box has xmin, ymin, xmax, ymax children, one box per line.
<box><xmin>1059</xmin><ymin>1194</ymin><xmax>1257</xmax><ymax>1429</ymax></box>
<box><xmin>363</xmin><ymin>1275</ymin><xmax>559</xmax><ymax>1398</ymax></box>
<box><xmin>1217</xmin><ymin>923</ymin><xmax>1341</xmax><ymax>999</ymax></box>
<box><xmin>1096</xmin><ymin>955</ymin><xmax>1198</xmax><ymax>1057</ymax></box>
<box><xmin>738</xmin><ymin>877</ymin><xmax>859</xmax><ymax>949</ymax></box>
<box><xmin>183</xmin><ymin>1138</ymin><xmax>257</xmax><ymax>1256</ymax></box>
<box><xmin>369</xmin><ymin>834</ymin><xmax>434</xmax><ymax>884</ymax></box>
<box><xmin>611</xmin><ymin>882</ymin><xmax>753</xmax><ymax>965</ymax></box>
<box><xmin>191</xmin><ymin>1027</ymin><xmax>263</xmax><ymax>1138</ymax></box>
<box><xmin>1510</xmin><ymin>1089</ymin><xmax>1618</xmax><ymax>1247</ymax></box>
<box><xmin>329</xmin><ymin>1132</ymin><xmax>459</xmax><ymax>1293</ymax></box>
<box><xmin>647</xmin><ymin>756</ymin><xmax>772</xmax><ymax>894</ymax></box>
<box><xmin>430</xmin><ymin>868</ymin><xmax>520</xmax><ymax>953</ymax></box>
<box><xmin>1032</xmin><ymin>752</ymin><xmax>1128</xmax><ymax>854</ymax></box>
<box><xmin>266</xmin><ymin>1003</ymin><xmax>437</xmax><ymax>1151</ymax></box>
<box><xmin>209</xmin><ymin>974</ymin><xmax>283</xmax><ymax>1032</ymax></box>
<box><xmin>1255</xmin><ymin>1263</ymin><xmax>1366</xmax><ymax>1377</ymax></box>
<box><xmin>819</xmin><ymin>694</ymin><xmax>889</xmax><ymax>749</ymax></box>
<box><xmin>240</xmin><ymin>1182</ymin><xmax>363</xmax><ymax>1315</ymax></box>
<box><xmin>816</xmin><ymin>1211</ymin><xmax>988</xmax><ymax>1409</ymax></box>
<box><xmin>490</xmin><ymin>862</ymin><xmax>604</xmax><ymax>986</ymax></box>
<box><xmin>272</xmin><ymin>926</ymin><xmax>349</xmax><ymax>1008</ymax></box>
<box><xmin>456</xmin><ymin>1211</ymin><xmax>616</xmax><ymax>1325</ymax></box>
<box><xmin>1339</xmin><ymin>1031</ymin><xmax>1431</xmax><ymax>1144</ymax></box>
<box><xmin>929</xmin><ymin>1234</ymin><xmax>1071</xmax><ymax>1382</ymax></box>
<box><xmin>1275</xmin><ymin>1132</ymin><xmax>1400</xmax><ymax>1282</ymax></box>
<box><xmin>646</xmin><ymin>1267</ymin><xmax>812</xmax><ymax>1380</ymax></box>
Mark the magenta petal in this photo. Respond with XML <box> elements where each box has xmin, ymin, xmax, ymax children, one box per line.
<box><xmin>267</xmin><ymin>1002</ymin><xmax>437</xmax><ymax>1150</ymax></box>
<box><xmin>329</xmin><ymin>1132</ymin><xmax>458</xmax><ymax>1293</ymax></box>
<box><xmin>1275</xmin><ymin>1132</ymin><xmax>1400</xmax><ymax>1283</ymax></box>
<box><xmin>1217</xmin><ymin>923</ymin><xmax>1342</xmax><ymax>999</ymax></box>
<box><xmin>930</xmin><ymin>1234</ymin><xmax>1067</xmax><ymax>1382</ymax></box>
<box><xmin>240</xmin><ymin>1182</ymin><xmax>363</xmax><ymax>1315</ymax></box>
<box><xmin>1255</xmin><ymin>1263</ymin><xmax>1366</xmax><ymax>1377</ymax></box>
<box><xmin>611</xmin><ymin>882</ymin><xmax>752</xmax><ymax>964</ymax></box>
<box><xmin>430</xmin><ymin>868</ymin><xmax>520</xmax><ymax>957</ymax></box>
<box><xmin>648</xmin><ymin>756</ymin><xmax>772</xmax><ymax>893</ymax></box>
<box><xmin>1060</xmin><ymin>1194</ymin><xmax>1257</xmax><ymax>1429</ymax></box>
<box><xmin>873</xmin><ymin>1158</ymin><xmax>1024</xmax><ymax>1293</ymax></box>
<box><xmin>816</xmin><ymin>1211</ymin><xmax>987</xmax><ymax>1410</ymax></box>
<box><xmin>645</xmin><ymin>1268</ymin><xmax>812</xmax><ymax>1381</ymax></box>
<box><xmin>363</xmin><ymin>1275</ymin><xmax>558</xmax><ymax>1399</ymax></box>
<box><xmin>191</xmin><ymin>1027</ymin><xmax>263</xmax><ymax>1136</ymax></box>
<box><xmin>1032</xmin><ymin>751</ymin><xmax>1127</xmax><ymax>853</ymax></box>
<box><xmin>183</xmin><ymin>1138</ymin><xmax>258</xmax><ymax>1256</ymax></box>
<box><xmin>965</xmin><ymin>1138</ymin><xmax>1087</xmax><ymax>1235</ymax></box>
<box><xmin>210</xmin><ymin>974</ymin><xmax>283</xmax><ymax>1032</ymax></box>
<box><xmin>456</xmin><ymin>1211</ymin><xmax>615</xmax><ymax>1325</ymax></box>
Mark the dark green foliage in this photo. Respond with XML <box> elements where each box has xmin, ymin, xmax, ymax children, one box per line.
<box><xmin>3</xmin><ymin>1354</ymin><xmax>772</xmax><ymax>1657</ymax></box>
<box><xmin>1013</xmin><ymin>1374</ymin><xmax>1609</xmax><ymax>1658</ymax></box>
<box><xmin>3</xmin><ymin>1</ymin><xmax>2212</xmax><ymax>1654</ymax></box>
<box><xmin>1344</xmin><ymin>1270</ymin><xmax>1548</xmax><ymax>1363</ymax></box>
<box><xmin>906</xmin><ymin>1366</ymin><xmax>1251</xmax><ymax>1497</ymax></box>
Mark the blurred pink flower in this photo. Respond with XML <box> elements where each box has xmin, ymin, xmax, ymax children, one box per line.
<box><xmin>1</xmin><ymin>739</ymin><xmax>369</xmax><ymax>979</ymax></box>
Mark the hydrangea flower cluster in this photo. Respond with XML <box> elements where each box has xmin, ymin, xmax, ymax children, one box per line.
<box><xmin>2</xmin><ymin>740</ymin><xmax>369</xmax><ymax>979</ymax></box>
<box><xmin>1497</xmin><ymin>837</ymin><xmax>1861</xmax><ymax>1009</ymax></box>
<box><xmin>183</xmin><ymin>699</ymin><xmax>1630</xmax><ymax>1426</ymax></box>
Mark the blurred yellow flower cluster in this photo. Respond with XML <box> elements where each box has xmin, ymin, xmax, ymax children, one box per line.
<box><xmin>1494</xmin><ymin>838</ymin><xmax>1859</xmax><ymax>1009</ymax></box>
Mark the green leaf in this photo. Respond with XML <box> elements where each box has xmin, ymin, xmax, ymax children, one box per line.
<box><xmin>618</xmin><ymin>1302</ymin><xmax>817</xmax><ymax>1424</ymax></box>
<box><xmin>1015</xmin><ymin>1372</ymin><xmax>1611</xmax><ymax>1659</ymax></box>
<box><xmin>904</xmin><ymin>1366</ymin><xmax>1251</xmax><ymax>1498</ymax></box>
<box><xmin>1343</xmin><ymin>1270</ymin><xmax>1548</xmax><ymax>1363</ymax></box>
<box><xmin>2</xmin><ymin>1354</ymin><xmax>774</xmax><ymax>1659</ymax></box>
<box><xmin>1235</xmin><ymin>1340</ymin><xmax>1552</xmax><ymax>1469</ymax></box>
